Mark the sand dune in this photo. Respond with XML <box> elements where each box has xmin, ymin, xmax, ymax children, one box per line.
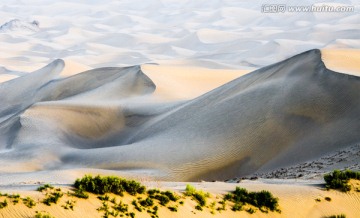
<box><xmin>0</xmin><ymin>0</ymin><xmax>358</xmax><ymax>71</ymax></box>
<box><xmin>0</xmin><ymin>49</ymin><xmax>359</xmax><ymax>181</ymax></box>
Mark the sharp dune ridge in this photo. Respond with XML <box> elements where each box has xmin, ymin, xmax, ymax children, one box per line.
<box><xmin>0</xmin><ymin>49</ymin><xmax>359</xmax><ymax>181</ymax></box>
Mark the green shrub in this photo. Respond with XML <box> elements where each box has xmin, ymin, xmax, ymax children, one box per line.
<box><xmin>327</xmin><ymin>214</ymin><xmax>346</xmax><ymax>218</ymax></box>
<box><xmin>34</xmin><ymin>211</ymin><xmax>54</xmax><ymax>218</ymax></box>
<box><xmin>225</xmin><ymin>187</ymin><xmax>280</xmax><ymax>213</ymax></box>
<box><xmin>42</xmin><ymin>191</ymin><xmax>63</xmax><ymax>206</ymax></box>
<box><xmin>37</xmin><ymin>184</ymin><xmax>54</xmax><ymax>192</ymax></box>
<box><xmin>139</xmin><ymin>197</ymin><xmax>154</xmax><ymax>207</ymax></box>
<box><xmin>184</xmin><ymin>184</ymin><xmax>208</xmax><ymax>207</ymax></box>
<box><xmin>0</xmin><ymin>199</ymin><xmax>8</xmax><ymax>209</ymax></box>
<box><xmin>23</xmin><ymin>197</ymin><xmax>36</xmax><ymax>208</ymax></box>
<box><xmin>324</xmin><ymin>170</ymin><xmax>360</xmax><ymax>192</ymax></box>
<box><xmin>132</xmin><ymin>200</ymin><xmax>142</xmax><ymax>212</ymax></box>
<box><xmin>72</xmin><ymin>189</ymin><xmax>89</xmax><ymax>199</ymax></box>
<box><xmin>74</xmin><ymin>175</ymin><xmax>145</xmax><ymax>196</ymax></box>
<box><xmin>112</xmin><ymin>201</ymin><xmax>128</xmax><ymax>213</ymax></box>
<box><xmin>195</xmin><ymin>205</ymin><xmax>203</xmax><ymax>211</ymax></box>
<box><xmin>62</xmin><ymin>200</ymin><xmax>76</xmax><ymax>210</ymax></box>
<box><xmin>168</xmin><ymin>206</ymin><xmax>178</xmax><ymax>212</ymax></box>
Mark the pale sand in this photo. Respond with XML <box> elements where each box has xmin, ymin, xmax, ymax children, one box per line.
<box><xmin>141</xmin><ymin>64</ymin><xmax>250</xmax><ymax>100</ymax></box>
<box><xmin>321</xmin><ymin>49</ymin><xmax>360</xmax><ymax>76</ymax></box>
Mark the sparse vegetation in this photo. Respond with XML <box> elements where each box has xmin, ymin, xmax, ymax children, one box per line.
<box><xmin>42</xmin><ymin>191</ymin><xmax>63</xmax><ymax>206</ymax></box>
<box><xmin>324</xmin><ymin>170</ymin><xmax>360</xmax><ymax>192</ymax></box>
<box><xmin>184</xmin><ymin>184</ymin><xmax>209</xmax><ymax>211</ymax></box>
<box><xmin>74</xmin><ymin>175</ymin><xmax>146</xmax><ymax>196</ymax></box>
<box><xmin>325</xmin><ymin>197</ymin><xmax>332</xmax><ymax>202</ymax></box>
<box><xmin>34</xmin><ymin>211</ymin><xmax>54</xmax><ymax>218</ymax></box>
<box><xmin>23</xmin><ymin>196</ymin><xmax>36</xmax><ymax>208</ymax></box>
<box><xmin>224</xmin><ymin>187</ymin><xmax>280</xmax><ymax>213</ymax></box>
<box><xmin>0</xmin><ymin>199</ymin><xmax>8</xmax><ymax>209</ymax></box>
<box><xmin>62</xmin><ymin>200</ymin><xmax>76</xmax><ymax>210</ymax></box>
<box><xmin>71</xmin><ymin>189</ymin><xmax>89</xmax><ymax>199</ymax></box>
<box><xmin>326</xmin><ymin>214</ymin><xmax>346</xmax><ymax>218</ymax></box>
<box><xmin>37</xmin><ymin>184</ymin><xmax>54</xmax><ymax>192</ymax></box>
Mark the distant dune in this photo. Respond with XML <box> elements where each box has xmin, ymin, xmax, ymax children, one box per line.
<box><xmin>0</xmin><ymin>49</ymin><xmax>359</xmax><ymax>181</ymax></box>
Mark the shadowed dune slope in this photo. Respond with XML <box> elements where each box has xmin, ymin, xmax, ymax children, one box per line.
<box><xmin>0</xmin><ymin>49</ymin><xmax>359</xmax><ymax>181</ymax></box>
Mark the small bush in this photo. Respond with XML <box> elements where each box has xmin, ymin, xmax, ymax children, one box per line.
<box><xmin>23</xmin><ymin>197</ymin><xmax>36</xmax><ymax>208</ymax></box>
<box><xmin>184</xmin><ymin>184</ymin><xmax>209</xmax><ymax>207</ymax></box>
<box><xmin>112</xmin><ymin>201</ymin><xmax>128</xmax><ymax>213</ymax></box>
<box><xmin>37</xmin><ymin>184</ymin><xmax>54</xmax><ymax>192</ymax></box>
<box><xmin>74</xmin><ymin>175</ymin><xmax>146</xmax><ymax>196</ymax></box>
<box><xmin>168</xmin><ymin>206</ymin><xmax>178</xmax><ymax>212</ymax></box>
<box><xmin>327</xmin><ymin>214</ymin><xmax>346</xmax><ymax>218</ymax></box>
<box><xmin>62</xmin><ymin>200</ymin><xmax>76</xmax><ymax>210</ymax></box>
<box><xmin>42</xmin><ymin>191</ymin><xmax>63</xmax><ymax>206</ymax></box>
<box><xmin>35</xmin><ymin>211</ymin><xmax>54</xmax><ymax>218</ymax></box>
<box><xmin>139</xmin><ymin>197</ymin><xmax>154</xmax><ymax>207</ymax></box>
<box><xmin>132</xmin><ymin>200</ymin><xmax>142</xmax><ymax>212</ymax></box>
<box><xmin>72</xmin><ymin>189</ymin><xmax>89</xmax><ymax>199</ymax></box>
<box><xmin>225</xmin><ymin>187</ymin><xmax>280</xmax><ymax>213</ymax></box>
<box><xmin>195</xmin><ymin>205</ymin><xmax>203</xmax><ymax>211</ymax></box>
<box><xmin>325</xmin><ymin>197</ymin><xmax>332</xmax><ymax>202</ymax></box>
<box><xmin>324</xmin><ymin>170</ymin><xmax>360</xmax><ymax>192</ymax></box>
<box><xmin>0</xmin><ymin>199</ymin><xmax>8</xmax><ymax>209</ymax></box>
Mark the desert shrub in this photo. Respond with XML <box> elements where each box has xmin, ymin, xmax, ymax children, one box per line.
<box><xmin>0</xmin><ymin>199</ymin><xmax>8</xmax><ymax>209</ymax></box>
<box><xmin>23</xmin><ymin>197</ymin><xmax>36</xmax><ymax>208</ymax></box>
<box><xmin>139</xmin><ymin>197</ymin><xmax>154</xmax><ymax>207</ymax></box>
<box><xmin>184</xmin><ymin>184</ymin><xmax>196</xmax><ymax>196</ymax></box>
<box><xmin>132</xmin><ymin>200</ymin><xmax>142</xmax><ymax>212</ymax></box>
<box><xmin>147</xmin><ymin>189</ymin><xmax>178</xmax><ymax>206</ymax></box>
<box><xmin>326</xmin><ymin>214</ymin><xmax>346</xmax><ymax>218</ymax></box>
<box><xmin>34</xmin><ymin>211</ymin><xmax>54</xmax><ymax>218</ymax></box>
<box><xmin>37</xmin><ymin>184</ymin><xmax>54</xmax><ymax>192</ymax></box>
<box><xmin>184</xmin><ymin>184</ymin><xmax>209</xmax><ymax>207</ymax></box>
<box><xmin>98</xmin><ymin>194</ymin><xmax>110</xmax><ymax>201</ymax></box>
<box><xmin>42</xmin><ymin>191</ymin><xmax>63</xmax><ymax>206</ymax></box>
<box><xmin>324</xmin><ymin>170</ymin><xmax>360</xmax><ymax>192</ymax></box>
<box><xmin>74</xmin><ymin>175</ymin><xmax>145</xmax><ymax>196</ymax></box>
<box><xmin>72</xmin><ymin>189</ymin><xmax>89</xmax><ymax>199</ymax></box>
<box><xmin>8</xmin><ymin>194</ymin><xmax>20</xmax><ymax>205</ymax></box>
<box><xmin>112</xmin><ymin>201</ymin><xmax>128</xmax><ymax>213</ymax></box>
<box><xmin>246</xmin><ymin>208</ymin><xmax>256</xmax><ymax>214</ymax></box>
<box><xmin>225</xmin><ymin>187</ymin><xmax>280</xmax><ymax>213</ymax></box>
<box><xmin>232</xmin><ymin>202</ymin><xmax>243</xmax><ymax>211</ymax></box>
<box><xmin>62</xmin><ymin>200</ymin><xmax>76</xmax><ymax>210</ymax></box>
<box><xmin>168</xmin><ymin>206</ymin><xmax>178</xmax><ymax>212</ymax></box>
<box><xmin>129</xmin><ymin>212</ymin><xmax>135</xmax><ymax>218</ymax></box>
<box><xmin>195</xmin><ymin>205</ymin><xmax>203</xmax><ymax>211</ymax></box>
<box><xmin>325</xmin><ymin>197</ymin><xmax>332</xmax><ymax>202</ymax></box>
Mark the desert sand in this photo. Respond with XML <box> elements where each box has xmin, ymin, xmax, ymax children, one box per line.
<box><xmin>0</xmin><ymin>0</ymin><xmax>360</xmax><ymax>217</ymax></box>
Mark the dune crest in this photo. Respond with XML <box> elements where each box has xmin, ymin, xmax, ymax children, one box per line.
<box><xmin>0</xmin><ymin>50</ymin><xmax>359</xmax><ymax>181</ymax></box>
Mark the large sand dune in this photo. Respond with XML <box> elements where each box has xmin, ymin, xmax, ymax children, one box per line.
<box><xmin>0</xmin><ymin>49</ymin><xmax>359</xmax><ymax>181</ymax></box>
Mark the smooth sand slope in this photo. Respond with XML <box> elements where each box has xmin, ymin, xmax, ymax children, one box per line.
<box><xmin>0</xmin><ymin>49</ymin><xmax>359</xmax><ymax>181</ymax></box>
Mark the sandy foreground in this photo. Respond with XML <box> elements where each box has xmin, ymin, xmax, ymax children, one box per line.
<box><xmin>0</xmin><ymin>179</ymin><xmax>359</xmax><ymax>218</ymax></box>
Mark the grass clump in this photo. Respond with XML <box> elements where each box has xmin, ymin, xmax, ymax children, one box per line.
<box><xmin>326</xmin><ymin>214</ymin><xmax>346</xmax><ymax>218</ymax></box>
<box><xmin>0</xmin><ymin>199</ymin><xmax>8</xmax><ymax>209</ymax></box>
<box><xmin>62</xmin><ymin>200</ymin><xmax>76</xmax><ymax>210</ymax></box>
<box><xmin>74</xmin><ymin>175</ymin><xmax>145</xmax><ymax>196</ymax></box>
<box><xmin>71</xmin><ymin>189</ymin><xmax>89</xmax><ymax>199</ymax></box>
<box><xmin>23</xmin><ymin>197</ymin><xmax>36</xmax><ymax>208</ymax></box>
<box><xmin>147</xmin><ymin>189</ymin><xmax>178</xmax><ymax>206</ymax></box>
<box><xmin>8</xmin><ymin>194</ymin><xmax>20</xmax><ymax>205</ymax></box>
<box><xmin>37</xmin><ymin>184</ymin><xmax>54</xmax><ymax>192</ymax></box>
<box><xmin>34</xmin><ymin>211</ymin><xmax>54</xmax><ymax>218</ymax></box>
<box><xmin>42</xmin><ymin>191</ymin><xmax>63</xmax><ymax>206</ymax></box>
<box><xmin>184</xmin><ymin>184</ymin><xmax>209</xmax><ymax>210</ymax></box>
<box><xmin>324</xmin><ymin>170</ymin><xmax>360</xmax><ymax>192</ymax></box>
<box><xmin>225</xmin><ymin>187</ymin><xmax>280</xmax><ymax>213</ymax></box>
